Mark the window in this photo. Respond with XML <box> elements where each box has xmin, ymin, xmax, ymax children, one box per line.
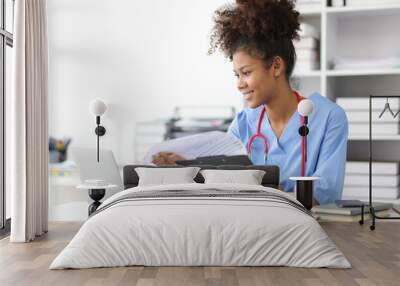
<box><xmin>0</xmin><ymin>0</ymin><xmax>13</xmax><ymax>233</ymax></box>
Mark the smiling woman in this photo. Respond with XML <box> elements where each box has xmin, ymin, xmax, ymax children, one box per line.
<box><xmin>206</xmin><ymin>0</ymin><xmax>349</xmax><ymax>205</ymax></box>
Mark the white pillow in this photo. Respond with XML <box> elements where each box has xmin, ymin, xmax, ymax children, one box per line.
<box><xmin>135</xmin><ymin>167</ymin><xmax>200</xmax><ymax>186</ymax></box>
<box><xmin>200</xmin><ymin>169</ymin><xmax>266</xmax><ymax>185</ymax></box>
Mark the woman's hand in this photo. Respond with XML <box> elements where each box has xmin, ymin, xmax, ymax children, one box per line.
<box><xmin>152</xmin><ymin>152</ymin><xmax>186</xmax><ymax>166</ymax></box>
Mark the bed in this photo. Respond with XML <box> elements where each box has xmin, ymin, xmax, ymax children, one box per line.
<box><xmin>50</xmin><ymin>165</ymin><xmax>351</xmax><ymax>269</ymax></box>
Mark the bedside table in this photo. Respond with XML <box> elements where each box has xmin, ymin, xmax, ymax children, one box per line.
<box><xmin>77</xmin><ymin>183</ymin><xmax>117</xmax><ymax>216</ymax></box>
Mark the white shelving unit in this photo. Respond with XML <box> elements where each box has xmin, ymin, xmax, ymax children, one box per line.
<box><xmin>295</xmin><ymin>1</ymin><xmax>400</xmax><ymax>129</ymax></box>
<box><xmin>295</xmin><ymin>2</ymin><xmax>400</xmax><ymax>102</ymax></box>
<box><xmin>295</xmin><ymin>1</ymin><xmax>400</xmax><ymax>204</ymax></box>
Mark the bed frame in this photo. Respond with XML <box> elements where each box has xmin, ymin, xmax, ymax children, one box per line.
<box><xmin>123</xmin><ymin>165</ymin><xmax>280</xmax><ymax>189</ymax></box>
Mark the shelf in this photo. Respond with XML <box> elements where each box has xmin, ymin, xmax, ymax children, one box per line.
<box><xmin>348</xmin><ymin>135</ymin><xmax>400</xmax><ymax>141</ymax></box>
<box><xmin>326</xmin><ymin>5</ymin><xmax>400</xmax><ymax>16</ymax></box>
<box><xmin>326</xmin><ymin>68</ymin><xmax>400</xmax><ymax>77</ymax></box>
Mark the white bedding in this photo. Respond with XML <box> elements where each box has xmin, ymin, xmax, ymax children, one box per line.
<box><xmin>50</xmin><ymin>183</ymin><xmax>351</xmax><ymax>269</ymax></box>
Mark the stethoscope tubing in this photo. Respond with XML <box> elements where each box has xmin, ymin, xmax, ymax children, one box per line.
<box><xmin>247</xmin><ymin>91</ymin><xmax>306</xmax><ymax>176</ymax></box>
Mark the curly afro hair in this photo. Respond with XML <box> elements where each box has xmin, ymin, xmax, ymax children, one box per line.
<box><xmin>209</xmin><ymin>0</ymin><xmax>300</xmax><ymax>79</ymax></box>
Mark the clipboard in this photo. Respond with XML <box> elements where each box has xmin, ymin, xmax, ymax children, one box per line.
<box><xmin>175</xmin><ymin>155</ymin><xmax>253</xmax><ymax>166</ymax></box>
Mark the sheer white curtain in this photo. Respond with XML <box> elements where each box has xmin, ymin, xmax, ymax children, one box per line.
<box><xmin>9</xmin><ymin>0</ymin><xmax>49</xmax><ymax>242</ymax></box>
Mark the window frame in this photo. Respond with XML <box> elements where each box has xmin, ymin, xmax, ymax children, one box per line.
<box><xmin>0</xmin><ymin>0</ymin><xmax>14</xmax><ymax>232</ymax></box>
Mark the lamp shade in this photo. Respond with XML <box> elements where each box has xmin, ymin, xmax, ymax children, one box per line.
<box><xmin>89</xmin><ymin>98</ymin><xmax>107</xmax><ymax>116</ymax></box>
<box><xmin>297</xmin><ymin>99</ymin><xmax>314</xmax><ymax>117</ymax></box>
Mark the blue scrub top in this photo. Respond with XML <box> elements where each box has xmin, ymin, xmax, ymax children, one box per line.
<box><xmin>227</xmin><ymin>92</ymin><xmax>348</xmax><ymax>205</ymax></box>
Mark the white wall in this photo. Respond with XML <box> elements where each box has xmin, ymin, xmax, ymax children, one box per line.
<box><xmin>48</xmin><ymin>0</ymin><xmax>243</xmax><ymax>165</ymax></box>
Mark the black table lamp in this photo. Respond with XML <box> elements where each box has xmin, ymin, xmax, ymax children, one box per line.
<box><xmin>289</xmin><ymin>98</ymin><xmax>320</xmax><ymax>210</ymax></box>
<box><xmin>89</xmin><ymin>98</ymin><xmax>107</xmax><ymax>162</ymax></box>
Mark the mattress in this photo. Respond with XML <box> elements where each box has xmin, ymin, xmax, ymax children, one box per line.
<box><xmin>50</xmin><ymin>183</ymin><xmax>351</xmax><ymax>269</ymax></box>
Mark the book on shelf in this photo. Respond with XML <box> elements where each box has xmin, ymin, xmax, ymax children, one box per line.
<box><xmin>348</xmin><ymin>123</ymin><xmax>400</xmax><ymax>135</ymax></box>
<box><xmin>345</xmin><ymin>110</ymin><xmax>400</xmax><ymax>123</ymax></box>
<box><xmin>315</xmin><ymin>210</ymin><xmax>390</xmax><ymax>222</ymax></box>
<box><xmin>343</xmin><ymin>186</ymin><xmax>400</xmax><ymax>199</ymax></box>
<box><xmin>344</xmin><ymin>174</ymin><xmax>400</xmax><ymax>187</ymax></box>
<box><xmin>336</xmin><ymin>97</ymin><xmax>400</xmax><ymax>111</ymax></box>
<box><xmin>346</xmin><ymin>161</ymin><xmax>399</xmax><ymax>175</ymax></box>
<box><xmin>312</xmin><ymin>202</ymin><xmax>392</xmax><ymax>215</ymax></box>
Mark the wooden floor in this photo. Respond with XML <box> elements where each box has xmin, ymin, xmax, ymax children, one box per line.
<box><xmin>0</xmin><ymin>222</ymin><xmax>399</xmax><ymax>286</ymax></box>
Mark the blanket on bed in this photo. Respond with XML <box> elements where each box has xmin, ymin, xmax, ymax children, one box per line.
<box><xmin>50</xmin><ymin>183</ymin><xmax>351</xmax><ymax>269</ymax></box>
<box><xmin>90</xmin><ymin>188</ymin><xmax>313</xmax><ymax>218</ymax></box>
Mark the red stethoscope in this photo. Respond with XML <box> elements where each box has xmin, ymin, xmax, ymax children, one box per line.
<box><xmin>247</xmin><ymin>91</ymin><xmax>306</xmax><ymax>176</ymax></box>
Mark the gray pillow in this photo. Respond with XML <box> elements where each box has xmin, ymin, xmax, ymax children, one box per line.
<box><xmin>135</xmin><ymin>167</ymin><xmax>201</xmax><ymax>186</ymax></box>
<box><xmin>200</xmin><ymin>169</ymin><xmax>266</xmax><ymax>185</ymax></box>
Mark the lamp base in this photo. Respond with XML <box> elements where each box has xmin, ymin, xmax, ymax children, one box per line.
<box><xmin>289</xmin><ymin>177</ymin><xmax>320</xmax><ymax>210</ymax></box>
<box><xmin>296</xmin><ymin>180</ymin><xmax>314</xmax><ymax>210</ymax></box>
<box><xmin>88</xmin><ymin>188</ymin><xmax>106</xmax><ymax>216</ymax></box>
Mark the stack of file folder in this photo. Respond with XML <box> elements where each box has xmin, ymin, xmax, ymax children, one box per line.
<box><xmin>294</xmin><ymin>22</ymin><xmax>320</xmax><ymax>72</ymax></box>
<box><xmin>312</xmin><ymin>202</ymin><xmax>392</xmax><ymax>222</ymax></box>
<box><xmin>336</xmin><ymin>97</ymin><xmax>400</xmax><ymax>137</ymax></box>
<box><xmin>343</xmin><ymin>161</ymin><xmax>400</xmax><ymax>200</ymax></box>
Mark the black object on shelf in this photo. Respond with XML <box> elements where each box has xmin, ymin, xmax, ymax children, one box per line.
<box><xmin>88</xmin><ymin>188</ymin><xmax>105</xmax><ymax>216</ymax></box>
<box><xmin>369</xmin><ymin>95</ymin><xmax>400</xmax><ymax>230</ymax></box>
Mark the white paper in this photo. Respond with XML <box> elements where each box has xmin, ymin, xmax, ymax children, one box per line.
<box><xmin>143</xmin><ymin>131</ymin><xmax>247</xmax><ymax>164</ymax></box>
